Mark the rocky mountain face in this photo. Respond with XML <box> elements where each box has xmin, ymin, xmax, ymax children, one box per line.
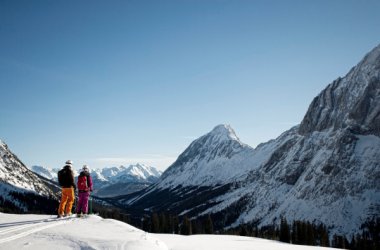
<box><xmin>115</xmin><ymin>44</ymin><xmax>380</xmax><ymax>237</ymax></box>
<box><xmin>30</xmin><ymin>163</ymin><xmax>162</xmax><ymax>197</ymax></box>
<box><xmin>0</xmin><ymin>140</ymin><xmax>58</xmax><ymax>213</ymax></box>
<box><xmin>300</xmin><ymin>44</ymin><xmax>380</xmax><ymax>136</ymax></box>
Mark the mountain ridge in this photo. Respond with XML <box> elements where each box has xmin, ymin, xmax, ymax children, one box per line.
<box><xmin>0</xmin><ymin>140</ymin><xmax>59</xmax><ymax>213</ymax></box>
<box><xmin>299</xmin><ymin>44</ymin><xmax>380</xmax><ymax>136</ymax></box>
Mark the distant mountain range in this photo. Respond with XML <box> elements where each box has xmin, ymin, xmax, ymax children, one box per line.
<box><xmin>30</xmin><ymin>164</ymin><xmax>162</xmax><ymax>197</ymax></box>
<box><xmin>112</xmin><ymin>44</ymin><xmax>380</xmax><ymax>237</ymax></box>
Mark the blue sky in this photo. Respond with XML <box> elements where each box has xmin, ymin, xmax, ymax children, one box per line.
<box><xmin>1</xmin><ymin>0</ymin><xmax>379</xmax><ymax>171</ymax></box>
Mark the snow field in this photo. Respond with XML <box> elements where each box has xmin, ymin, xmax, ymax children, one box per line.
<box><xmin>0</xmin><ymin>213</ymin><xmax>339</xmax><ymax>250</ymax></box>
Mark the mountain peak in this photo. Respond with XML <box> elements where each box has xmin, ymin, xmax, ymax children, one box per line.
<box><xmin>359</xmin><ymin>43</ymin><xmax>380</xmax><ymax>67</ymax></box>
<box><xmin>299</xmin><ymin>43</ymin><xmax>380</xmax><ymax>135</ymax></box>
<box><xmin>159</xmin><ymin>124</ymin><xmax>254</xmax><ymax>186</ymax></box>
<box><xmin>208</xmin><ymin>124</ymin><xmax>240</xmax><ymax>142</ymax></box>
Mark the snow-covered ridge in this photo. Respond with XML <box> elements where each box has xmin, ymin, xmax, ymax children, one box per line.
<box><xmin>0</xmin><ymin>141</ymin><xmax>54</xmax><ymax>197</ymax></box>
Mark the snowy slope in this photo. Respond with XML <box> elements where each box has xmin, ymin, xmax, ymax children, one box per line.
<box><xmin>0</xmin><ymin>141</ymin><xmax>59</xmax><ymax>214</ymax></box>
<box><xmin>0</xmin><ymin>213</ymin><xmax>337</xmax><ymax>250</ymax></box>
<box><xmin>0</xmin><ymin>141</ymin><xmax>52</xmax><ymax>196</ymax></box>
<box><xmin>119</xmin><ymin>44</ymin><xmax>380</xmax><ymax>237</ymax></box>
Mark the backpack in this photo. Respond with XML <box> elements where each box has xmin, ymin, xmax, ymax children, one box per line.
<box><xmin>77</xmin><ymin>175</ymin><xmax>88</xmax><ymax>191</ymax></box>
<box><xmin>58</xmin><ymin>169</ymin><xmax>65</xmax><ymax>186</ymax></box>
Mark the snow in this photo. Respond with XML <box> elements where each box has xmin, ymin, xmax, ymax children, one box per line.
<box><xmin>354</xmin><ymin>134</ymin><xmax>380</xmax><ymax>160</ymax></box>
<box><xmin>101</xmin><ymin>165</ymin><xmax>127</xmax><ymax>179</ymax></box>
<box><xmin>92</xmin><ymin>169</ymin><xmax>108</xmax><ymax>182</ymax></box>
<box><xmin>29</xmin><ymin>166</ymin><xmax>57</xmax><ymax>180</ymax></box>
<box><xmin>0</xmin><ymin>213</ymin><xmax>337</xmax><ymax>250</ymax></box>
<box><xmin>123</xmin><ymin>164</ymin><xmax>162</xmax><ymax>180</ymax></box>
<box><xmin>156</xmin><ymin>234</ymin><xmax>333</xmax><ymax>250</ymax></box>
<box><xmin>209</xmin><ymin>124</ymin><xmax>241</xmax><ymax>142</ymax></box>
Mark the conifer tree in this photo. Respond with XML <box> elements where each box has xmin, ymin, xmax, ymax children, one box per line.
<box><xmin>159</xmin><ymin>213</ymin><xmax>169</xmax><ymax>233</ymax></box>
<box><xmin>319</xmin><ymin>224</ymin><xmax>329</xmax><ymax>247</ymax></box>
<box><xmin>151</xmin><ymin>213</ymin><xmax>160</xmax><ymax>233</ymax></box>
<box><xmin>279</xmin><ymin>217</ymin><xmax>290</xmax><ymax>243</ymax></box>
<box><xmin>305</xmin><ymin>222</ymin><xmax>315</xmax><ymax>245</ymax></box>
<box><xmin>239</xmin><ymin>224</ymin><xmax>248</xmax><ymax>236</ymax></box>
<box><xmin>142</xmin><ymin>215</ymin><xmax>150</xmax><ymax>232</ymax></box>
<box><xmin>180</xmin><ymin>216</ymin><xmax>192</xmax><ymax>235</ymax></box>
<box><xmin>291</xmin><ymin>221</ymin><xmax>298</xmax><ymax>244</ymax></box>
<box><xmin>173</xmin><ymin>215</ymin><xmax>179</xmax><ymax>234</ymax></box>
<box><xmin>204</xmin><ymin>214</ymin><xmax>214</xmax><ymax>234</ymax></box>
<box><xmin>191</xmin><ymin>219</ymin><xmax>201</xmax><ymax>234</ymax></box>
<box><xmin>168</xmin><ymin>215</ymin><xmax>174</xmax><ymax>233</ymax></box>
<box><xmin>299</xmin><ymin>221</ymin><xmax>307</xmax><ymax>245</ymax></box>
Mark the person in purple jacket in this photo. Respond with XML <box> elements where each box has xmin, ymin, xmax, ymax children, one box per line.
<box><xmin>76</xmin><ymin>165</ymin><xmax>93</xmax><ymax>217</ymax></box>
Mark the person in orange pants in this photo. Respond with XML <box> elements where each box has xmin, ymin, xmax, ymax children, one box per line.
<box><xmin>58</xmin><ymin>187</ymin><xmax>75</xmax><ymax>216</ymax></box>
<box><xmin>57</xmin><ymin>160</ymin><xmax>76</xmax><ymax>217</ymax></box>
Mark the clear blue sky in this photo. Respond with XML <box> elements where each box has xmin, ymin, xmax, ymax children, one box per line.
<box><xmin>1</xmin><ymin>0</ymin><xmax>379</xmax><ymax>171</ymax></box>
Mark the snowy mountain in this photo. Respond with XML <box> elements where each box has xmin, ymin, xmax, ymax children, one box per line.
<box><xmin>115</xmin><ymin>44</ymin><xmax>380</xmax><ymax>237</ymax></box>
<box><xmin>29</xmin><ymin>165</ymin><xmax>59</xmax><ymax>180</ymax></box>
<box><xmin>0</xmin><ymin>140</ymin><xmax>58</xmax><ymax>213</ymax></box>
<box><xmin>29</xmin><ymin>163</ymin><xmax>162</xmax><ymax>197</ymax></box>
<box><xmin>94</xmin><ymin>164</ymin><xmax>162</xmax><ymax>197</ymax></box>
<box><xmin>159</xmin><ymin>124</ymin><xmax>256</xmax><ymax>187</ymax></box>
<box><xmin>0</xmin><ymin>213</ymin><xmax>336</xmax><ymax>250</ymax></box>
<box><xmin>101</xmin><ymin>164</ymin><xmax>161</xmax><ymax>183</ymax></box>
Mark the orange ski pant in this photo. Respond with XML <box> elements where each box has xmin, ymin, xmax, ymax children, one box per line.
<box><xmin>58</xmin><ymin>187</ymin><xmax>75</xmax><ymax>215</ymax></box>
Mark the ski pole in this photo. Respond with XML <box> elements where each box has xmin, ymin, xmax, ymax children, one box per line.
<box><xmin>88</xmin><ymin>193</ymin><xmax>92</xmax><ymax>214</ymax></box>
<box><xmin>89</xmin><ymin>194</ymin><xmax>92</xmax><ymax>214</ymax></box>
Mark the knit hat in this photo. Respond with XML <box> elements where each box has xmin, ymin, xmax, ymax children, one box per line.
<box><xmin>65</xmin><ymin>160</ymin><xmax>73</xmax><ymax>166</ymax></box>
<box><xmin>82</xmin><ymin>164</ymin><xmax>90</xmax><ymax>172</ymax></box>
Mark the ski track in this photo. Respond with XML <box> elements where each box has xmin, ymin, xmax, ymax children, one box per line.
<box><xmin>0</xmin><ymin>217</ymin><xmax>61</xmax><ymax>235</ymax></box>
<box><xmin>0</xmin><ymin>217</ymin><xmax>74</xmax><ymax>244</ymax></box>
